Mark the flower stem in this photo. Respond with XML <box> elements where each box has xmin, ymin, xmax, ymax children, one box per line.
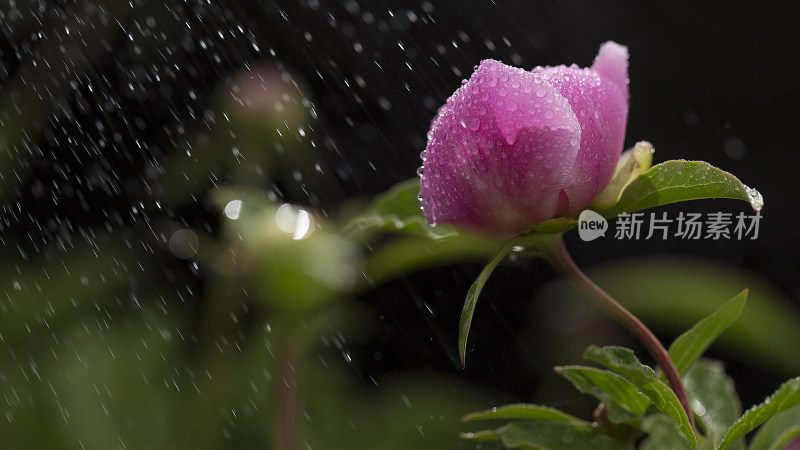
<box><xmin>276</xmin><ymin>336</ymin><xmax>304</xmax><ymax>450</ymax></box>
<box><xmin>540</xmin><ymin>234</ymin><xmax>696</xmax><ymax>435</ymax></box>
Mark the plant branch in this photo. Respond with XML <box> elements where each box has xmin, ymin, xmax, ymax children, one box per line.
<box><xmin>540</xmin><ymin>234</ymin><xmax>696</xmax><ymax>436</ymax></box>
<box><xmin>276</xmin><ymin>336</ymin><xmax>304</xmax><ymax>450</ymax></box>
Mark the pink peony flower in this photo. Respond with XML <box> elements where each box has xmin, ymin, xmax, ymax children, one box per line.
<box><xmin>419</xmin><ymin>42</ymin><xmax>629</xmax><ymax>239</ymax></box>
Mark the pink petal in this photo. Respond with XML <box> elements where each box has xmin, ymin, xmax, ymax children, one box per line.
<box><xmin>419</xmin><ymin>43</ymin><xmax>630</xmax><ymax>238</ymax></box>
<box><xmin>592</xmin><ymin>41</ymin><xmax>630</xmax><ymax>99</ymax></box>
<box><xmin>535</xmin><ymin>43</ymin><xmax>629</xmax><ymax>212</ymax></box>
<box><xmin>420</xmin><ymin>60</ymin><xmax>581</xmax><ymax>238</ymax></box>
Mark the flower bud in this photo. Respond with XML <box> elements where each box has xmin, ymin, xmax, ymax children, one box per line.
<box><xmin>419</xmin><ymin>42</ymin><xmax>629</xmax><ymax>239</ymax></box>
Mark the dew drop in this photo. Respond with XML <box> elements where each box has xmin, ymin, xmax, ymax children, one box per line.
<box><xmin>506</xmin><ymin>101</ymin><xmax>518</xmax><ymax>111</ymax></box>
<box><xmin>469</xmin><ymin>118</ymin><xmax>481</xmax><ymax>131</ymax></box>
<box><xmin>536</xmin><ymin>88</ymin><xmax>547</xmax><ymax>97</ymax></box>
<box><xmin>745</xmin><ymin>186</ymin><xmax>764</xmax><ymax>211</ymax></box>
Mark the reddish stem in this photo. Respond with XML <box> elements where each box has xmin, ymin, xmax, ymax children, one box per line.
<box><xmin>541</xmin><ymin>235</ymin><xmax>696</xmax><ymax>435</ymax></box>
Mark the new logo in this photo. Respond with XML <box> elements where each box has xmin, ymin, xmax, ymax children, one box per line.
<box><xmin>578</xmin><ymin>210</ymin><xmax>608</xmax><ymax>242</ymax></box>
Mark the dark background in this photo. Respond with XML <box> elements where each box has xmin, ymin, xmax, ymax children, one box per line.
<box><xmin>2</xmin><ymin>0</ymin><xmax>799</xmax><ymax>446</ymax></box>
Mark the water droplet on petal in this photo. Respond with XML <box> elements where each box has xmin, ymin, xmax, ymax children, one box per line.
<box><xmin>469</xmin><ymin>118</ymin><xmax>481</xmax><ymax>131</ymax></box>
<box><xmin>536</xmin><ymin>88</ymin><xmax>547</xmax><ymax>97</ymax></box>
<box><xmin>506</xmin><ymin>101</ymin><xmax>518</xmax><ymax>111</ymax></box>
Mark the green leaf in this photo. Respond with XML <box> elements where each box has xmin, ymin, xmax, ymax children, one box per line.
<box><xmin>640</xmin><ymin>414</ymin><xmax>694</xmax><ymax>450</ymax></box>
<box><xmin>601</xmin><ymin>160</ymin><xmax>763</xmax><ymax>218</ymax></box>
<box><xmin>604</xmin><ymin>402</ymin><xmax>647</xmax><ymax>426</ymax></box>
<box><xmin>458</xmin><ymin>238</ymin><xmax>519</xmax><ymax>367</ymax></box>
<box><xmin>684</xmin><ymin>360</ymin><xmax>743</xmax><ymax>449</ymax></box>
<box><xmin>585</xmin><ymin>346</ymin><xmax>696</xmax><ymax>448</ymax></box>
<box><xmin>748</xmin><ymin>404</ymin><xmax>800</xmax><ymax>450</ymax></box>
<box><xmin>345</xmin><ymin>178</ymin><xmax>461</xmax><ymax>240</ymax></box>
<box><xmin>555</xmin><ymin>366</ymin><xmax>651</xmax><ymax>418</ymax></box>
<box><xmin>462</xmin><ymin>403</ymin><xmax>587</xmax><ymax>424</ymax></box>
<box><xmin>668</xmin><ymin>290</ymin><xmax>748</xmax><ymax>377</ymax></box>
<box><xmin>345</xmin><ymin>179</ymin><xmax>511</xmax><ymax>292</ymax></box>
<box><xmin>462</xmin><ymin>421</ymin><xmax>630</xmax><ymax>449</ymax></box>
<box><xmin>357</xmin><ymin>235</ymin><xmax>499</xmax><ymax>291</ymax></box>
<box><xmin>460</xmin><ymin>429</ymin><xmax>503</xmax><ymax>442</ymax></box>
<box><xmin>719</xmin><ymin>377</ymin><xmax>800</xmax><ymax>450</ymax></box>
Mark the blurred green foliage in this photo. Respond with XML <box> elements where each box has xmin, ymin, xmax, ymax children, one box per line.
<box><xmin>538</xmin><ymin>258</ymin><xmax>800</xmax><ymax>375</ymax></box>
